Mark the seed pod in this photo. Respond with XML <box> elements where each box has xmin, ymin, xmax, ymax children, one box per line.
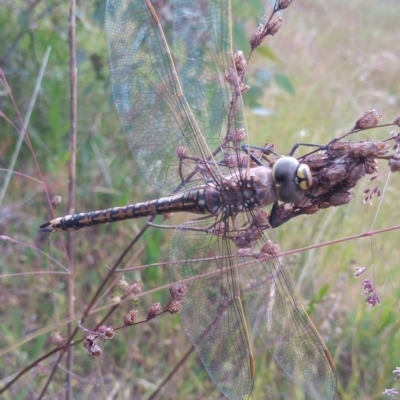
<box><xmin>234</xmin><ymin>50</ymin><xmax>247</xmax><ymax>72</ymax></box>
<box><xmin>260</xmin><ymin>240</ymin><xmax>281</xmax><ymax>258</ymax></box>
<box><xmin>389</xmin><ymin>152</ymin><xmax>400</xmax><ymax>172</ymax></box>
<box><xmin>239</xmin><ymin>82</ymin><xmax>250</xmax><ymax>93</ymax></box>
<box><xmin>230</xmin><ymin>128</ymin><xmax>246</xmax><ymax>143</ymax></box>
<box><xmin>83</xmin><ymin>334</ymin><xmax>96</xmax><ymax>350</ymax></box>
<box><xmin>123</xmin><ymin>309</ymin><xmax>138</xmax><ymax>325</ymax></box>
<box><xmin>277</xmin><ymin>0</ymin><xmax>293</xmax><ymax>10</ymax></box>
<box><xmin>353</xmin><ymin>109</ymin><xmax>382</xmax><ymax>130</ymax></box>
<box><xmin>166</xmin><ymin>299</ymin><xmax>183</xmax><ymax>314</ymax></box>
<box><xmin>327</xmin><ymin>191</ymin><xmax>353</xmax><ymax>207</ymax></box>
<box><xmin>83</xmin><ymin>334</ymin><xmax>103</xmax><ymax>358</ymax></box>
<box><xmin>49</xmin><ymin>331</ymin><xmax>64</xmax><ymax>347</ymax></box>
<box><xmin>87</xmin><ymin>342</ymin><xmax>103</xmax><ymax>358</ymax></box>
<box><xmin>96</xmin><ymin>326</ymin><xmax>115</xmax><ymax>341</ymax></box>
<box><xmin>354</xmin><ymin>266</ymin><xmax>367</xmax><ymax>277</ymax></box>
<box><xmin>147</xmin><ymin>302</ymin><xmax>162</xmax><ymax>319</ymax></box>
<box><xmin>267</xmin><ymin>15</ymin><xmax>283</xmax><ymax>36</ymax></box>
<box><xmin>250</xmin><ymin>24</ymin><xmax>265</xmax><ymax>49</ymax></box>
<box><xmin>169</xmin><ymin>283</ymin><xmax>188</xmax><ymax>301</ymax></box>
<box><xmin>224</xmin><ymin>68</ymin><xmax>237</xmax><ymax>85</ymax></box>
<box><xmin>177</xmin><ymin>145</ymin><xmax>187</xmax><ymax>159</ymax></box>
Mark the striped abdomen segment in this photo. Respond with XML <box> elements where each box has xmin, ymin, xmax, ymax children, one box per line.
<box><xmin>40</xmin><ymin>187</ymin><xmax>221</xmax><ymax>232</ymax></box>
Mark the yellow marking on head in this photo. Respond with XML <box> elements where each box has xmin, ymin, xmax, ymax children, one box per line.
<box><xmin>296</xmin><ymin>163</ymin><xmax>313</xmax><ymax>190</ymax></box>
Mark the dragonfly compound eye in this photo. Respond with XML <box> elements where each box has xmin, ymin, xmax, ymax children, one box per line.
<box><xmin>272</xmin><ymin>156</ymin><xmax>313</xmax><ymax>203</ymax></box>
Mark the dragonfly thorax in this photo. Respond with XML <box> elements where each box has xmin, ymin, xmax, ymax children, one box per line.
<box><xmin>217</xmin><ymin>166</ymin><xmax>278</xmax><ymax>215</ymax></box>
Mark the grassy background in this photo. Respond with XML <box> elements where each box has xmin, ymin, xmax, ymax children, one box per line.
<box><xmin>1</xmin><ymin>0</ymin><xmax>400</xmax><ymax>399</ymax></box>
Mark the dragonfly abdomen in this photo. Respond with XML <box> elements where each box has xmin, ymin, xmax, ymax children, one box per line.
<box><xmin>40</xmin><ymin>187</ymin><xmax>221</xmax><ymax>233</ymax></box>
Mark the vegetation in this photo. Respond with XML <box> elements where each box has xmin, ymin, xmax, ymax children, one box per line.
<box><xmin>1</xmin><ymin>0</ymin><xmax>399</xmax><ymax>399</ymax></box>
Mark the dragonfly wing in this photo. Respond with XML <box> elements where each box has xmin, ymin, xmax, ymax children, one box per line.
<box><xmin>237</xmin><ymin>211</ymin><xmax>337</xmax><ymax>400</ymax></box>
<box><xmin>169</xmin><ymin>217</ymin><xmax>254</xmax><ymax>400</ymax></box>
<box><xmin>106</xmin><ymin>0</ymin><xmax>222</xmax><ymax>194</ymax></box>
<box><xmin>173</xmin><ymin>0</ymin><xmax>243</xmax><ymax>149</ymax></box>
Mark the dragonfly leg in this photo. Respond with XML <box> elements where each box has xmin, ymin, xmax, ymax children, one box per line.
<box><xmin>288</xmin><ymin>142</ymin><xmax>327</xmax><ymax>157</ymax></box>
<box><xmin>241</xmin><ymin>144</ymin><xmax>278</xmax><ymax>166</ymax></box>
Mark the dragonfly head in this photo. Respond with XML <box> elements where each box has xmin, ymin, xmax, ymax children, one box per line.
<box><xmin>272</xmin><ymin>156</ymin><xmax>313</xmax><ymax>203</ymax></box>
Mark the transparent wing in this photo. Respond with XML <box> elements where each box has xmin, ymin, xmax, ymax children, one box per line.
<box><xmin>106</xmin><ymin>0</ymin><xmax>246</xmax><ymax>195</ymax></box>
<box><xmin>106</xmin><ymin>0</ymin><xmax>220</xmax><ymax>194</ymax></box>
<box><xmin>170</xmin><ymin>210</ymin><xmax>336</xmax><ymax>400</ymax></box>
<box><xmin>169</xmin><ymin>217</ymin><xmax>254</xmax><ymax>400</ymax></box>
<box><xmin>173</xmin><ymin>0</ymin><xmax>240</xmax><ymax>149</ymax></box>
<box><xmin>237</xmin><ymin>211</ymin><xmax>337</xmax><ymax>400</ymax></box>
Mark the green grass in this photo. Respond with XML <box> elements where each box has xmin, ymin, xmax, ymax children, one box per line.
<box><xmin>1</xmin><ymin>0</ymin><xmax>400</xmax><ymax>399</ymax></box>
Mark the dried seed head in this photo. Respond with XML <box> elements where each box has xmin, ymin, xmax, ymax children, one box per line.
<box><xmin>224</xmin><ymin>68</ymin><xmax>238</xmax><ymax>86</ymax></box>
<box><xmin>83</xmin><ymin>334</ymin><xmax>96</xmax><ymax>350</ymax></box>
<box><xmin>49</xmin><ymin>331</ymin><xmax>64</xmax><ymax>347</ymax></box>
<box><xmin>351</xmin><ymin>139</ymin><xmax>388</xmax><ymax>158</ymax></box>
<box><xmin>177</xmin><ymin>145</ymin><xmax>187</xmax><ymax>159</ymax></box>
<box><xmin>166</xmin><ymin>299</ymin><xmax>183</xmax><ymax>314</ymax></box>
<box><xmin>362</xmin><ymin>279</ymin><xmax>380</xmax><ymax>307</ymax></box>
<box><xmin>365</xmin><ymin>292</ymin><xmax>380</xmax><ymax>306</ymax></box>
<box><xmin>323</xmin><ymin>163</ymin><xmax>347</xmax><ymax>183</ymax></box>
<box><xmin>117</xmin><ymin>277</ymin><xmax>129</xmax><ymax>291</ymax></box>
<box><xmin>393</xmin><ymin>114</ymin><xmax>400</xmax><ymax>127</ymax></box>
<box><xmin>363</xmin><ymin>279</ymin><xmax>374</xmax><ymax>294</ymax></box>
<box><xmin>239</xmin><ymin>82</ymin><xmax>250</xmax><ymax>93</ymax></box>
<box><xmin>51</xmin><ymin>195</ymin><xmax>62</xmax><ymax>207</ymax></box>
<box><xmin>110</xmin><ymin>295</ymin><xmax>122</xmax><ymax>304</ymax></box>
<box><xmin>126</xmin><ymin>282</ymin><xmax>143</xmax><ymax>296</ymax></box>
<box><xmin>353</xmin><ymin>109</ymin><xmax>382</xmax><ymax>130</ymax></box>
<box><xmin>364</xmin><ymin>185</ymin><xmax>381</xmax><ymax>204</ymax></box>
<box><xmin>224</xmin><ymin>153</ymin><xmax>246</xmax><ymax>168</ymax></box>
<box><xmin>169</xmin><ymin>283</ymin><xmax>188</xmax><ymax>301</ymax></box>
<box><xmin>260</xmin><ymin>240</ymin><xmax>281</xmax><ymax>259</ymax></box>
<box><xmin>147</xmin><ymin>302</ymin><xmax>162</xmax><ymax>319</ymax></box>
<box><xmin>96</xmin><ymin>325</ymin><xmax>115</xmax><ymax>341</ymax></box>
<box><xmin>266</xmin><ymin>15</ymin><xmax>283</xmax><ymax>36</ymax></box>
<box><xmin>389</xmin><ymin>152</ymin><xmax>400</xmax><ymax>172</ymax></box>
<box><xmin>303</xmin><ymin>204</ymin><xmax>320</xmax><ymax>215</ymax></box>
<box><xmin>363</xmin><ymin>160</ymin><xmax>378</xmax><ymax>175</ymax></box>
<box><xmin>83</xmin><ymin>334</ymin><xmax>102</xmax><ymax>357</ymax></box>
<box><xmin>393</xmin><ymin>367</ymin><xmax>400</xmax><ymax>379</ymax></box>
<box><xmin>235</xmin><ymin>227</ymin><xmax>261</xmax><ymax>248</ymax></box>
<box><xmin>234</xmin><ymin>50</ymin><xmax>247</xmax><ymax>72</ymax></box>
<box><xmin>277</xmin><ymin>0</ymin><xmax>293</xmax><ymax>10</ymax></box>
<box><xmin>250</xmin><ymin>24</ymin><xmax>265</xmax><ymax>49</ymax></box>
<box><xmin>252</xmin><ymin>210</ymin><xmax>268</xmax><ymax>227</ymax></box>
<box><xmin>230</xmin><ymin>128</ymin><xmax>246</xmax><ymax>143</ymax></box>
<box><xmin>354</xmin><ymin>266</ymin><xmax>367</xmax><ymax>277</ymax></box>
<box><xmin>327</xmin><ymin>191</ymin><xmax>353</xmax><ymax>207</ymax></box>
<box><xmin>391</xmin><ymin>132</ymin><xmax>400</xmax><ymax>151</ymax></box>
<box><xmin>87</xmin><ymin>342</ymin><xmax>103</xmax><ymax>358</ymax></box>
<box><xmin>383</xmin><ymin>388</ymin><xmax>400</xmax><ymax>397</ymax></box>
<box><xmin>123</xmin><ymin>309</ymin><xmax>138</xmax><ymax>325</ymax></box>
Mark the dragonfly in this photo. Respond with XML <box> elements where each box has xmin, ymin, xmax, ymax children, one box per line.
<box><xmin>40</xmin><ymin>0</ymin><xmax>337</xmax><ymax>398</ymax></box>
